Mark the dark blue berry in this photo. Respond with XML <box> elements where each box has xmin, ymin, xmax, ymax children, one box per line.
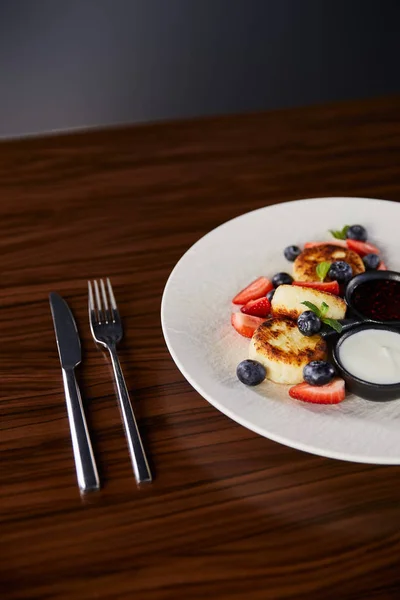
<box><xmin>328</xmin><ymin>261</ymin><xmax>353</xmax><ymax>284</ymax></box>
<box><xmin>284</xmin><ymin>245</ymin><xmax>302</xmax><ymax>261</ymax></box>
<box><xmin>363</xmin><ymin>253</ymin><xmax>381</xmax><ymax>270</ymax></box>
<box><xmin>236</xmin><ymin>360</ymin><xmax>266</xmax><ymax>386</ymax></box>
<box><xmin>266</xmin><ymin>289</ymin><xmax>275</xmax><ymax>302</ymax></box>
<box><xmin>303</xmin><ymin>361</ymin><xmax>336</xmax><ymax>386</ymax></box>
<box><xmin>272</xmin><ymin>272</ymin><xmax>293</xmax><ymax>288</ymax></box>
<box><xmin>297</xmin><ymin>311</ymin><xmax>321</xmax><ymax>336</ymax></box>
<box><xmin>346</xmin><ymin>225</ymin><xmax>367</xmax><ymax>242</ymax></box>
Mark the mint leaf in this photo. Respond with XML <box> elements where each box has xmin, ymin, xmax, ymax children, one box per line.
<box><xmin>322</xmin><ymin>317</ymin><xmax>343</xmax><ymax>333</ymax></box>
<box><xmin>316</xmin><ymin>261</ymin><xmax>331</xmax><ymax>282</ymax></box>
<box><xmin>329</xmin><ymin>225</ymin><xmax>349</xmax><ymax>240</ymax></box>
<box><xmin>301</xmin><ymin>301</ymin><xmax>321</xmax><ymax>317</ymax></box>
<box><xmin>301</xmin><ymin>300</ymin><xmax>343</xmax><ymax>333</ymax></box>
<box><xmin>320</xmin><ymin>302</ymin><xmax>329</xmax><ymax>317</ymax></box>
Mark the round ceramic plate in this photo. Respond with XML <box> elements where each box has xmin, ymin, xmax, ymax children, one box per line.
<box><xmin>161</xmin><ymin>197</ymin><xmax>400</xmax><ymax>464</ymax></box>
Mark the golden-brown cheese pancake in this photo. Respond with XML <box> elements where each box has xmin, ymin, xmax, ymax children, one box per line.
<box><xmin>271</xmin><ymin>284</ymin><xmax>346</xmax><ymax>320</ymax></box>
<box><xmin>249</xmin><ymin>317</ymin><xmax>327</xmax><ymax>384</ymax></box>
<box><xmin>293</xmin><ymin>244</ymin><xmax>365</xmax><ymax>282</ymax></box>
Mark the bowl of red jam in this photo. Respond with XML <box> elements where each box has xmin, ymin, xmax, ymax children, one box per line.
<box><xmin>345</xmin><ymin>270</ymin><xmax>400</xmax><ymax>328</ymax></box>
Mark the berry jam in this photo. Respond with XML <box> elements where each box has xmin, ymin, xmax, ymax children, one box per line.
<box><xmin>352</xmin><ymin>279</ymin><xmax>400</xmax><ymax>322</ymax></box>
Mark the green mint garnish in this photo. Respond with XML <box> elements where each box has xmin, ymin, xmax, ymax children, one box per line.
<box><xmin>322</xmin><ymin>318</ymin><xmax>343</xmax><ymax>333</ymax></box>
<box><xmin>329</xmin><ymin>225</ymin><xmax>349</xmax><ymax>240</ymax></box>
<box><xmin>302</xmin><ymin>301</ymin><xmax>320</xmax><ymax>314</ymax></box>
<box><xmin>316</xmin><ymin>261</ymin><xmax>331</xmax><ymax>282</ymax></box>
<box><xmin>301</xmin><ymin>301</ymin><xmax>343</xmax><ymax>333</ymax></box>
<box><xmin>320</xmin><ymin>302</ymin><xmax>329</xmax><ymax>317</ymax></box>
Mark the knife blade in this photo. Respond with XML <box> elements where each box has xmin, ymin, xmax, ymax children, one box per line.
<box><xmin>49</xmin><ymin>293</ymin><xmax>100</xmax><ymax>493</ymax></box>
<box><xmin>49</xmin><ymin>292</ymin><xmax>82</xmax><ymax>369</ymax></box>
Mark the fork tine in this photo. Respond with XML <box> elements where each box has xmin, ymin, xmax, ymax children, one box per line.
<box><xmin>88</xmin><ymin>281</ymin><xmax>96</xmax><ymax>322</ymax></box>
<box><xmin>100</xmin><ymin>279</ymin><xmax>109</xmax><ymax>322</ymax></box>
<box><xmin>93</xmin><ymin>280</ymin><xmax>103</xmax><ymax>321</ymax></box>
<box><xmin>106</xmin><ymin>278</ymin><xmax>118</xmax><ymax>312</ymax></box>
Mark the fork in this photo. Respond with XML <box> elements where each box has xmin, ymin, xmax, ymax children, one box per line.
<box><xmin>88</xmin><ymin>278</ymin><xmax>152</xmax><ymax>484</ymax></box>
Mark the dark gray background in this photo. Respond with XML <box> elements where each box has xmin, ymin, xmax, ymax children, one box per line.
<box><xmin>0</xmin><ymin>0</ymin><xmax>399</xmax><ymax>138</ymax></box>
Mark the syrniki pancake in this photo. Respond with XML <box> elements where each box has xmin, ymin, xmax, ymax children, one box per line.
<box><xmin>249</xmin><ymin>317</ymin><xmax>327</xmax><ymax>384</ymax></box>
<box><xmin>293</xmin><ymin>244</ymin><xmax>365</xmax><ymax>282</ymax></box>
<box><xmin>271</xmin><ymin>285</ymin><xmax>346</xmax><ymax>320</ymax></box>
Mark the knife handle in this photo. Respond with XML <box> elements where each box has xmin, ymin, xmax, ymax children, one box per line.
<box><xmin>62</xmin><ymin>369</ymin><xmax>100</xmax><ymax>493</ymax></box>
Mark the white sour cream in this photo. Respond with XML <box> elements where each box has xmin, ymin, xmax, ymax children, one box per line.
<box><xmin>339</xmin><ymin>328</ymin><xmax>400</xmax><ymax>385</ymax></box>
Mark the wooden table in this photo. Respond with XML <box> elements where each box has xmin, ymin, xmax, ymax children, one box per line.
<box><xmin>1</xmin><ymin>96</ymin><xmax>400</xmax><ymax>600</ymax></box>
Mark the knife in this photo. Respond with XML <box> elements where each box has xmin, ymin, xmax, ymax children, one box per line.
<box><xmin>49</xmin><ymin>292</ymin><xmax>100</xmax><ymax>493</ymax></box>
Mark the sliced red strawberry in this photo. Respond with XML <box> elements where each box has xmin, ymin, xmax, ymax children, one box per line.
<box><xmin>304</xmin><ymin>240</ymin><xmax>347</xmax><ymax>249</ymax></box>
<box><xmin>232</xmin><ymin>276</ymin><xmax>273</xmax><ymax>305</ymax></box>
<box><xmin>241</xmin><ymin>296</ymin><xmax>271</xmax><ymax>317</ymax></box>
<box><xmin>346</xmin><ymin>239</ymin><xmax>380</xmax><ymax>257</ymax></box>
<box><xmin>378</xmin><ymin>260</ymin><xmax>388</xmax><ymax>271</ymax></box>
<box><xmin>289</xmin><ymin>378</ymin><xmax>346</xmax><ymax>404</ymax></box>
<box><xmin>293</xmin><ymin>280</ymin><xmax>340</xmax><ymax>295</ymax></box>
<box><xmin>231</xmin><ymin>313</ymin><xmax>265</xmax><ymax>338</ymax></box>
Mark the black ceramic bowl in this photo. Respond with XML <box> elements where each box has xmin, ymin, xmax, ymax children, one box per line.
<box><xmin>333</xmin><ymin>324</ymin><xmax>400</xmax><ymax>402</ymax></box>
<box><xmin>320</xmin><ymin>270</ymin><xmax>400</xmax><ymax>340</ymax></box>
<box><xmin>345</xmin><ymin>270</ymin><xmax>400</xmax><ymax>328</ymax></box>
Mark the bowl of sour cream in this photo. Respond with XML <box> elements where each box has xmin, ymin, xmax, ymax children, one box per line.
<box><xmin>333</xmin><ymin>324</ymin><xmax>400</xmax><ymax>401</ymax></box>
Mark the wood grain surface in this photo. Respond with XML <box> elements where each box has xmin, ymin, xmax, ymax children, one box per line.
<box><xmin>1</xmin><ymin>96</ymin><xmax>400</xmax><ymax>600</ymax></box>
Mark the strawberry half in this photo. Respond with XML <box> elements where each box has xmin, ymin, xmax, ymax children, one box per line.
<box><xmin>293</xmin><ymin>280</ymin><xmax>340</xmax><ymax>295</ymax></box>
<box><xmin>304</xmin><ymin>240</ymin><xmax>347</xmax><ymax>249</ymax></box>
<box><xmin>289</xmin><ymin>378</ymin><xmax>346</xmax><ymax>404</ymax></box>
<box><xmin>378</xmin><ymin>260</ymin><xmax>388</xmax><ymax>271</ymax></box>
<box><xmin>232</xmin><ymin>276</ymin><xmax>273</xmax><ymax>305</ymax></box>
<box><xmin>346</xmin><ymin>239</ymin><xmax>380</xmax><ymax>257</ymax></box>
<box><xmin>241</xmin><ymin>296</ymin><xmax>271</xmax><ymax>317</ymax></box>
<box><xmin>231</xmin><ymin>313</ymin><xmax>265</xmax><ymax>338</ymax></box>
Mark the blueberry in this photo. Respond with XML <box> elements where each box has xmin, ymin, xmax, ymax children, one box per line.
<box><xmin>328</xmin><ymin>261</ymin><xmax>353</xmax><ymax>284</ymax></box>
<box><xmin>284</xmin><ymin>245</ymin><xmax>302</xmax><ymax>262</ymax></box>
<box><xmin>297</xmin><ymin>311</ymin><xmax>321</xmax><ymax>336</ymax></box>
<box><xmin>346</xmin><ymin>225</ymin><xmax>367</xmax><ymax>242</ymax></box>
<box><xmin>236</xmin><ymin>360</ymin><xmax>266</xmax><ymax>386</ymax></box>
<box><xmin>266</xmin><ymin>289</ymin><xmax>275</xmax><ymax>302</ymax></box>
<box><xmin>363</xmin><ymin>253</ymin><xmax>381</xmax><ymax>270</ymax></box>
<box><xmin>272</xmin><ymin>272</ymin><xmax>293</xmax><ymax>287</ymax></box>
<box><xmin>303</xmin><ymin>361</ymin><xmax>336</xmax><ymax>386</ymax></box>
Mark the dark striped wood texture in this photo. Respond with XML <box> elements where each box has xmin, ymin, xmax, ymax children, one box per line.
<box><xmin>1</xmin><ymin>96</ymin><xmax>400</xmax><ymax>599</ymax></box>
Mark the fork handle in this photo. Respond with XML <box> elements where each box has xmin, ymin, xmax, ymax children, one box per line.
<box><xmin>62</xmin><ymin>368</ymin><xmax>100</xmax><ymax>493</ymax></box>
<box><xmin>108</xmin><ymin>348</ymin><xmax>152</xmax><ymax>483</ymax></box>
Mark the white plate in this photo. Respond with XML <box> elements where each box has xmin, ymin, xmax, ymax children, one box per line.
<box><xmin>161</xmin><ymin>197</ymin><xmax>400</xmax><ymax>464</ymax></box>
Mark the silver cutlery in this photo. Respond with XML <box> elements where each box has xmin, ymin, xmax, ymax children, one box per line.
<box><xmin>88</xmin><ymin>279</ymin><xmax>152</xmax><ymax>484</ymax></box>
<box><xmin>49</xmin><ymin>292</ymin><xmax>100</xmax><ymax>493</ymax></box>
